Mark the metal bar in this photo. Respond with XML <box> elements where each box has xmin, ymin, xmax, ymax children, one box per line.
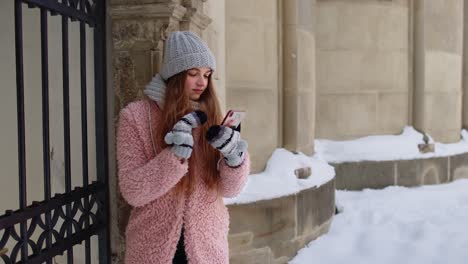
<box><xmin>94</xmin><ymin>0</ymin><xmax>110</xmax><ymax>262</ymax></box>
<box><xmin>22</xmin><ymin>0</ymin><xmax>96</xmax><ymax>26</ymax></box>
<box><xmin>15</xmin><ymin>0</ymin><xmax>26</xmax><ymax>217</ymax></box>
<box><xmin>80</xmin><ymin>15</ymin><xmax>91</xmax><ymax>264</ymax></box>
<box><xmin>14</xmin><ymin>1</ymin><xmax>29</xmax><ymax>262</ymax></box>
<box><xmin>61</xmin><ymin>14</ymin><xmax>74</xmax><ymax>264</ymax></box>
<box><xmin>0</xmin><ymin>183</ymin><xmax>105</xmax><ymax>229</ymax></box>
<box><xmin>18</xmin><ymin>224</ymin><xmax>105</xmax><ymax>264</ymax></box>
<box><xmin>40</xmin><ymin>7</ymin><xmax>53</xmax><ymax>264</ymax></box>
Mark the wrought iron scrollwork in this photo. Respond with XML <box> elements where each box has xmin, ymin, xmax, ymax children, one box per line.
<box><xmin>0</xmin><ymin>182</ymin><xmax>104</xmax><ymax>263</ymax></box>
<box><xmin>22</xmin><ymin>0</ymin><xmax>98</xmax><ymax>26</ymax></box>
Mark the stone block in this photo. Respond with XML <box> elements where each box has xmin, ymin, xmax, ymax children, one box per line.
<box><xmin>227</xmin><ymin>88</ymin><xmax>279</xmax><ymax>173</ymax></box>
<box><xmin>296</xmin><ymin>179</ymin><xmax>335</xmax><ymax>236</ymax></box>
<box><xmin>377</xmin><ymin>92</ymin><xmax>409</xmax><ymax>134</ymax></box>
<box><xmin>316</xmin><ymin>93</ymin><xmax>377</xmax><ymax>139</ymax></box>
<box><xmin>397</xmin><ymin>157</ymin><xmax>449</xmax><ymax>186</ymax></box>
<box><xmin>273</xmin><ymin>256</ymin><xmax>291</xmax><ymax>264</ymax></box>
<box><xmin>316</xmin><ymin>2</ymin><xmax>339</xmax><ymax>49</ymax></box>
<box><xmin>333</xmin><ymin>161</ymin><xmax>395</xmax><ymax>190</ymax></box>
<box><xmin>360</xmin><ymin>51</ymin><xmax>395</xmax><ymax>91</ymax></box>
<box><xmin>276</xmin><ymin>219</ymin><xmax>332</xmax><ymax>260</ymax></box>
<box><xmin>228</xmin><ymin>232</ymin><xmax>254</xmax><ymax>252</ymax></box>
<box><xmin>424</xmin><ymin>0</ymin><xmax>463</xmax><ymax>53</ymax></box>
<box><xmin>335</xmin><ymin>2</ymin><xmax>377</xmax><ymax>50</ymax></box>
<box><xmin>423</xmin><ymin>92</ymin><xmax>462</xmax><ymax>141</ymax></box>
<box><xmin>376</xmin><ymin>5</ymin><xmax>408</xmax><ymax>51</ymax></box>
<box><xmin>229</xmin><ymin>247</ymin><xmax>274</xmax><ymax>264</ymax></box>
<box><xmin>425</xmin><ymin>52</ymin><xmax>462</xmax><ymax>93</ymax></box>
<box><xmin>316</xmin><ymin>50</ymin><xmax>362</xmax><ymax>91</ymax></box>
<box><xmin>297</xmin><ymin>29</ymin><xmax>316</xmax><ymax>89</ymax></box>
<box><xmin>449</xmin><ymin>153</ymin><xmax>468</xmax><ymax>181</ymax></box>
<box><xmin>283</xmin><ymin>90</ymin><xmax>315</xmax><ymax>155</ymax></box>
<box><xmin>226</xmin><ymin>18</ymin><xmax>266</xmax><ymax>82</ymax></box>
<box><xmin>228</xmin><ymin>196</ymin><xmax>296</xmax><ymax>257</ymax></box>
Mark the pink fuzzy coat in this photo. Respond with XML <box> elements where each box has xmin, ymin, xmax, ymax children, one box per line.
<box><xmin>117</xmin><ymin>100</ymin><xmax>250</xmax><ymax>264</ymax></box>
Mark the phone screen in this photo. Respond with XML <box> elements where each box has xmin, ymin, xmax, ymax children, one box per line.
<box><xmin>222</xmin><ymin>110</ymin><xmax>245</xmax><ymax>128</ymax></box>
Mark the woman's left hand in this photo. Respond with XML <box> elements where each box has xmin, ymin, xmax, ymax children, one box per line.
<box><xmin>205</xmin><ymin>125</ymin><xmax>248</xmax><ymax>167</ymax></box>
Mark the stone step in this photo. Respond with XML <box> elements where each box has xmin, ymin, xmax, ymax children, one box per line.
<box><xmin>229</xmin><ymin>247</ymin><xmax>274</xmax><ymax>264</ymax></box>
<box><xmin>229</xmin><ymin>231</ymin><xmax>254</xmax><ymax>252</ymax></box>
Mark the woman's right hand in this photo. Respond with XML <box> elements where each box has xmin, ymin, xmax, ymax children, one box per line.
<box><xmin>164</xmin><ymin>110</ymin><xmax>207</xmax><ymax>159</ymax></box>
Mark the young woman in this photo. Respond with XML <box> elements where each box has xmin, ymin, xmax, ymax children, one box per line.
<box><xmin>117</xmin><ymin>31</ymin><xmax>250</xmax><ymax>264</ymax></box>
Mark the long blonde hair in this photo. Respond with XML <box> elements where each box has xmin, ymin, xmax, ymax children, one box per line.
<box><xmin>154</xmin><ymin>71</ymin><xmax>223</xmax><ymax>193</ymax></box>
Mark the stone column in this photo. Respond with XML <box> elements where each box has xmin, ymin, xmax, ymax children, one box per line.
<box><xmin>282</xmin><ymin>0</ymin><xmax>317</xmax><ymax>155</ymax></box>
<box><xmin>413</xmin><ymin>0</ymin><xmax>463</xmax><ymax>142</ymax></box>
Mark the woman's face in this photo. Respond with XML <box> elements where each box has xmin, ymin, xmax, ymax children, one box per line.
<box><xmin>185</xmin><ymin>67</ymin><xmax>212</xmax><ymax>101</ymax></box>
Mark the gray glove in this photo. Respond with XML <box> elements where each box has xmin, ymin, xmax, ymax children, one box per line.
<box><xmin>206</xmin><ymin>125</ymin><xmax>248</xmax><ymax>167</ymax></box>
<box><xmin>165</xmin><ymin>111</ymin><xmax>207</xmax><ymax>159</ymax></box>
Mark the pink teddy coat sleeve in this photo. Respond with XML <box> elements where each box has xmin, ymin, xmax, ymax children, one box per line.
<box><xmin>117</xmin><ymin>104</ymin><xmax>188</xmax><ymax>208</ymax></box>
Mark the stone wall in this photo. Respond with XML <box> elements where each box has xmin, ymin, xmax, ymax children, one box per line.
<box><xmin>333</xmin><ymin>153</ymin><xmax>468</xmax><ymax>190</ymax></box>
<box><xmin>225</xmin><ymin>0</ymin><xmax>281</xmax><ymax>172</ymax></box>
<box><xmin>315</xmin><ymin>0</ymin><xmax>410</xmax><ymax>140</ymax></box>
<box><xmin>227</xmin><ymin>178</ymin><xmax>335</xmax><ymax>264</ymax></box>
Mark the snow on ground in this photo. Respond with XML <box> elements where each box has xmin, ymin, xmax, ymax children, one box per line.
<box><xmin>290</xmin><ymin>179</ymin><xmax>468</xmax><ymax>264</ymax></box>
<box><xmin>224</xmin><ymin>149</ymin><xmax>335</xmax><ymax>205</ymax></box>
<box><xmin>315</xmin><ymin>127</ymin><xmax>468</xmax><ymax>163</ymax></box>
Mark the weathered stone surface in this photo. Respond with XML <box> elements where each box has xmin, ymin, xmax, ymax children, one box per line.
<box><xmin>315</xmin><ymin>0</ymin><xmax>410</xmax><ymax>140</ymax></box>
<box><xmin>450</xmin><ymin>153</ymin><xmax>468</xmax><ymax>181</ymax></box>
<box><xmin>333</xmin><ymin>161</ymin><xmax>395</xmax><ymax>190</ymax></box>
<box><xmin>297</xmin><ymin>179</ymin><xmax>335</xmax><ymax>236</ymax></box>
<box><xmin>228</xmin><ymin>231</ymin><xmax>254</xmax><ymax>252</ymax></box>
<box><xmin>228</xmin><ymin>177</ymin><xmax>336</xmax><ymax>261</ymax></box>
<box><xmin>228</xmin><ymin>195</ymin><xmax>296</xmax><ymax>255</ymax></box>
<box><xmin>398</xmin><ymin>157</ymin><xmax>448</xmax><ymax>186</ymax></box>
<box><xmin>229</xmin><ymin>247</ymin><xmax>274</xmax><ymax>264</ymax></box>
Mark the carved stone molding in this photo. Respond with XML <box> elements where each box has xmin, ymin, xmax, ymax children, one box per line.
<box><xmin>111</xmin><ymin>3</ymin><xmax>186</xmax><ymax>51</ymax></box>
<box><xmin>180</xmin><ymin>0</ymin><xmax>212</xmax><ymax>32</ymax></box>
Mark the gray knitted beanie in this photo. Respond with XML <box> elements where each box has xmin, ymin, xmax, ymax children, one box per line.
<box><xmin>160</xmin><ymin>31</ymin><xmax>216</xmax><ymax>80</ymax></box>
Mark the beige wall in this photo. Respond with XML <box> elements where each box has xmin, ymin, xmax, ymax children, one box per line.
<box><xmin>225</xmin><ymin>0</ymin><xmax>280</xmax><ymax>172</ymax></box>
<box><xmin>315</xmin><ymin>0</ymin><xmax>410</xmax><ymax>140</ymax></box>
<box><xmin>0</xmin><ymin>2</ymin><xmax>98</xmax><ymax>263</ymax></box>
<box><xmin>413</xmin><ymin>0</ymin><xmax>464</xmax><ymax>142</ymax></box>
<box><xmin>204</xmin><ymin>0</ymin><xmax>227</xmax><ymax>110</ymax></box>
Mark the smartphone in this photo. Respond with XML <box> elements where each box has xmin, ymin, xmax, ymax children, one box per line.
<box><xmin>221</xmin><ymin>110</ymin><xmax>246</xmax><ymax>128</ymax></box>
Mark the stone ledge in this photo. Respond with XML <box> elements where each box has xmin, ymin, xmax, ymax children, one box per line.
<box><xmin>228</xmin><ymin>177</ymin><xmax>335</xmax><ymax>263</ymax></box>
<box><xmin>333</xmin><ymin>152</ymin><xmax>468</xmax><ymax>190</ymax></box>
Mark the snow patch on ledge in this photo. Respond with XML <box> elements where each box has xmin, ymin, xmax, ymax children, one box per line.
<box><xmin>224</xmin><ymin>149</ymin><xmax>335</xmax><ymax>205</ymax></box>
<box><xmin>315</xmin><ymin>127</ymin><xmax>468</xmax><ymax>164</ymax></box>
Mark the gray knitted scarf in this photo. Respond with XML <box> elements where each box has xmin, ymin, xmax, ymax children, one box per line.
<box><xmin>144</xmin><ymin>74</ymin><xmax>166</xmax><ymax>108</ymax></box>
<box><xmin>144</xmin><ymin>74</ymin><xmax>201</xmax><ymax>110</ymax></box>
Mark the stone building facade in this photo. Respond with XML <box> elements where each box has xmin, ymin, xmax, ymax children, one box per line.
<box><xmin>107</xmin><ymin>0</ymin><xmax>468</xmax><ymax>261</ymax></box>
<box><xmin>1</xmin><ymin>0</ymin><xmax>467</xmax><ymax>263</ymax></box>
<box><xmin>107</xmin><ymin>0</ymin><xmax>468</xmax><ymax>262</ymax></box>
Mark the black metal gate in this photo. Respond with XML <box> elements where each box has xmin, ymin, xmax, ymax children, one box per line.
<box><xmin>0</xmin><ymin>0</ymin><xmax>109</xmax><ymax>263</ymax></box>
